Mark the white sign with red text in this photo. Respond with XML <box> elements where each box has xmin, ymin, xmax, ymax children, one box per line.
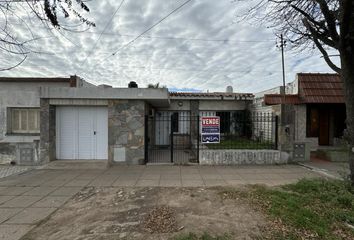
<box><xmin>201</xmin><ymin>116</ymin><xmax>220</xmax><ymax>143</ymax></box>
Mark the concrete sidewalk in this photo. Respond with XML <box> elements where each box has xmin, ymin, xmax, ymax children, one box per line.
<box><xmin>0</xmin><ymin>164</ymin><xmax>323</xmax><ymax>240</ymax></box>
<box><xmin>299</xmin><ymin>158</ymin><xmax>350</xmax><ymax>179</ymax></box>
<box><xmin>0</xmin><ymin>165</ymin><xmax>33</xmax><ymax>180</ymax></box>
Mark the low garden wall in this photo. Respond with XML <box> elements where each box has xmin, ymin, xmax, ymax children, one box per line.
<box><xmin>199</xmin><ymin>149</ymin><xmax>287</xmax><ymax>165</ymax></box>
<box><xmin>0</xmin><ymin>143</ymin><xmax>16</xmax><ymax>164</ymax></box>
<box><xmin>0</xmin><ymin>141</ymin><xmax>40</xmax><ymax>165</ymax></box>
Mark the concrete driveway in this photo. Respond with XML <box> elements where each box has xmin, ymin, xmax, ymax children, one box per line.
<box><xmin>0</xmin><ymin>163</ymin><xmax>322</xmax><ymax>240</ymax></box>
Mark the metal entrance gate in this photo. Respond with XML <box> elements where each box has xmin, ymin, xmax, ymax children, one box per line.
<box><xmin>145</xmin><ymin>113</ymin><xmax>200</xmax><ymax>164</ymax></box>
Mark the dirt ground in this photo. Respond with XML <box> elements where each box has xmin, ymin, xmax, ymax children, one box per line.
<box><xmin>21</xmin><ymin>187</ymin><xmax>269</xmax><ymax>240</ymax></box>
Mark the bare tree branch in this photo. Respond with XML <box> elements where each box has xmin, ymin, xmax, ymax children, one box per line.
<box><xmin>0</xmin><ymin>55</ymin><xmax>27</xmax><ymax>71</ymax></box>
<box><xmin>0</xmin><ymin>0</ymin><xmax>95</xmax><ymax>70</ymax></box>
<box><xmin>313</xmin><ymin>36</ymin><xmax>341</xmax><ymax>73</ymax></box>
<box><xmin>314</xmin><ymin>0</ymin><xmax>339</xmax><ymax>42</ymax></box>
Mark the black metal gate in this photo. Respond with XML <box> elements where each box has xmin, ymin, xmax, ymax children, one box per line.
<box><xmin>145</xmin><ymin>111</ymin><xmax>279</xmax><ymax>164</ymax></box>
<box><xmin>145</xmin><ymin>113</ymin><xmax>200</xmax><ymax>164</ymax></box>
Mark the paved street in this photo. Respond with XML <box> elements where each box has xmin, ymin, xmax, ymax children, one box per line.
<box><xmin>0</xmin><ymin>164</ymin><xmax>323</xmax><ymax>240</ymax></box>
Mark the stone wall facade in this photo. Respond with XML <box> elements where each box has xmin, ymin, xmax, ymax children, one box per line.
<box><xmin>108</xmin><ymin>100</ymin><xmax>145</xmax><ymax>165</ymax></box>
<box><xmin>39</xmin><ymin>99</ymin><xmax>56</xmax><ymax>164</ymax></box>
<box><xmin>199</xmin><ymin>149</ymin><xmax>287</xmax><ymax>165</ymax></box>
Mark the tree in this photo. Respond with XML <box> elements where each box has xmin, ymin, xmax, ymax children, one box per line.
<box><xmin>0</xmin><ymin>0</ymin><xmax>95</xmax><ymax>71</ymax></box>
<box><xmin>147</xmin><ymin>83</ymin><xmax>167</xmax><ymax>88</ymax></box>
<box><xmin>238</xmin><ymin>0</ymin><xmax>354</xmax><ymax>184</ymax></box>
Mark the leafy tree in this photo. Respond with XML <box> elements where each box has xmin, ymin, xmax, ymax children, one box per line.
<box><xmin>147</xmin><ymin>83</ymin><xmax>167</xmax><ymax>88</ymax></box>
<box><xmin>0</xmin><ymin>0</ymin><xmax>95</xmax><ymax>71</ymax></box>
<box><xmin>238</xmin><ymin>0</ymin><xmax>354</xmax><ymax>184</ymax></box>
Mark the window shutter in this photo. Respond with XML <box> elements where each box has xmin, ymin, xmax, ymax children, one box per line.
<box><xmin>12</xmin><ymin>109</ymin><xmax>20</xmax><ymax>131</ymax></box>
<box><xmin>10</xmin><ymin>108</ymin><xmax>40</xmax><ymax>134</ymax></box>
<box><xmin>28</xmin><ymin>109</ymin><xmax>37</xmax><ymax>131</ymax></box>
<box><xmin>20</xmin><ymin>109</ymin><xmax>28</xmax><ymax>131</ymax></box>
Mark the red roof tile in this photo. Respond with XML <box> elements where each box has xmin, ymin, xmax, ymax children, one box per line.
<box><xmin>264</xmin><ymin>73</ymin><xmax>344</xmax><ymax>105</ymax></box>
<box><xmin>169</xmin><ymin>92</ymin><xmax>254</xmax><ymax>100</ymax></box>
<box><xmin>297</xmin><ymin>73</ymin><xmax>344</xmax><ymax>103</ymax></box>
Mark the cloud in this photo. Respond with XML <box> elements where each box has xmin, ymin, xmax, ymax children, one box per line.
<box><xmin>0</xmin><ymin>0</ymin><xmax>337</xmax><ymax>93</ymax></box>
<box><xmin>168</xmin><ymin>87</ymin><xmax>202</xmax><ymax>92</ymax></box>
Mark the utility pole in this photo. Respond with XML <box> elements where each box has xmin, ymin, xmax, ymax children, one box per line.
<box><xmin>277</xmin><ymin>34</ymin><xmax>288</xmax><ymax>151</ymax></box>
<box><xmin>280</xmin><ymin>34</ymin><xmax>286</xmax><ymax>97</ymax></box>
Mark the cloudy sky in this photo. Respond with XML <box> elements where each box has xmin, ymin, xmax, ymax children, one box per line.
<box><xmin>1</xmin><ymin>0</ymin><xmax>337</xmax><ymax>93</ymax></box>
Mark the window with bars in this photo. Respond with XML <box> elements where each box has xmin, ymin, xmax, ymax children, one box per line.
<box><xmin>9</xmin><ymin>108</ymin><xmax>40</xmax><ymax>134</ymax></box>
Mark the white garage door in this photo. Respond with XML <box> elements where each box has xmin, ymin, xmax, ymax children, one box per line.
<box><xmin>56</xmin><ymin>106</ymin><xmax>108</xmax><ymax>160</ymax></box>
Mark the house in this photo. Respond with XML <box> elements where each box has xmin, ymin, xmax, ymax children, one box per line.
<box><xmin>1</xmin><ymin>76</ymin><xmax>266</xmax><ymax>166</ymax></box>
<box><xmin>254</xmin><ymin>73</ymin><xmax>346</xmax><ymax>152</ymax></box>
<box><xmin>0</xmin><ymin>76</ymin><xmax>94</xmax><ymax>164</ymax></box>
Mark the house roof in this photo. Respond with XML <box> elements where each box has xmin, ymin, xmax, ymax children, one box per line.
<box><xmin>0</xmin><ymin>77</ymin><xmax>71</xmax><ymax>82</ymax></box>
<box><xmin>169</xmin><ymin>92</ymin><xmax>254</xmax><ymax>100</ymax></box>
<box><xmin>0</xmin><ymin>76</ymin><xmax>78</xmax><ymax>87</ymax></box>
<box><xmin>264</xmin><ymin>73</ymin><xmax>344</xmax><ymax>105</ymax></box>
<box><xmin>297</xmin><ymin>73</ymin><xmax>344</xmax><ymax>103</ymax></box>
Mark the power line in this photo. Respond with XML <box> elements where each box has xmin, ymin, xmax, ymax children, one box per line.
<box><xmin>58</xmin><ymin>43</ymin><xmax>276</xmax><ymax>55</ymax></box>
<box><xmin>108</xmin><ymin>64</ymin><xmax>288</xmax><ymax>74</ymax></box>
<box><xmin>82</xmin><ymin>0</ymin><xmax>126</xmax><ymax>66</ymax></box>
<box><xmin>80</xmin><ymin>32</ymin><xmax>275</xmax><ymax>43</ymax></box>
<box><xmin>101</xmin><ymin>0</ymin><xmax>194</xmax><ymax>63</ymax></box>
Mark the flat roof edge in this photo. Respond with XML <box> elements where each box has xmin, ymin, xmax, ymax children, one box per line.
<box><xmin>40</xmin><ymin>87</ymin><xmax>170</xmax><ymax>100</ymax></box>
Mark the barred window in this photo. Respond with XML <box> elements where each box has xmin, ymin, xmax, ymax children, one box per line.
<box><xmin>10</xmin><ymin>108</ymin><xmax>40</xmax><ymax>134</ymax></box>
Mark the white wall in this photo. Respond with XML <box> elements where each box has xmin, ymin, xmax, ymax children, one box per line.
<box><xmin>0</xmin><ymin>81</ymin><xmax>70</xmax><ymax>143</ymax></box>
<box><xmin>158</xmin><ymin>99</ymin><xmax>248</xmax><ymax>112</ymax></box>
<box><xmin>78</xmin><ymin>79</ymin><xmax>96</xmax><ymax>88</ymax></box>
<box><xmin>199</xmin><ymin>100</ymin><xmax>247</xmax><ymax>111</ymax></box>
<box><xmin>157</xmin><ymin>100</ymin><xmax>191</xmax><ymax>111</ymax></box>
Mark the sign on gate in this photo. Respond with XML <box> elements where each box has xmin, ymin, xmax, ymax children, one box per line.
<box><xmin>201</xmin><ymin>116</ymin><xmax>220</xmax><ymax>143</ymax></box>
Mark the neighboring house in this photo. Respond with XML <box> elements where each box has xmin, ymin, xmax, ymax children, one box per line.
<box><xmin>254</xmin><ymin>73</ymin><xmax>346</xmax><ymax>151</ymax></box>
<box><xmin>1</xmin><ymin>77</ymin><xmax>258</xmax><ymax>165</ymax></box>
<box><xmin>0</xmin><ymin>76</ymin><xmax>95</xmax><ymax>164</ymax></box>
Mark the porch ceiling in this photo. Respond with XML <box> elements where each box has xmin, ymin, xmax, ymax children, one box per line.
<box><xmin>146</xmin><ymin>99</ymin><xmax>170</xmax><ymax>107</ymax></box>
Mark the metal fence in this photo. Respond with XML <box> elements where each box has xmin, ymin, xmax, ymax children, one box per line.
<box><xmin>145</xmin><ymin>111</ymin><xmax>278</xmax><ymax>164</ymax></box>
<box><xmin>200</xmin><ymin>111</ymin><xmax>278</xmax><ymax>150</ymax></box>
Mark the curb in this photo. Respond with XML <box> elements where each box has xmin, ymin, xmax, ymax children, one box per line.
<box><xmin>297</xmin><ymin>163</ymin><xmax>342</xmax><ymax>180</ymax></box>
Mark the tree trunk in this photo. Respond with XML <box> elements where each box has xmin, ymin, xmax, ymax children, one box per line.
<box><xmin>340</xmin><ymin>51</ymin><xmax>354</xmax><ymax>185</ymax></box>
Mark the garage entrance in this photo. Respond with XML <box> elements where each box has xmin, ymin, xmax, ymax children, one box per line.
<box><xmin>56</xmin><ymin>106</ymin><xmax>108</xmax><ymax>160</ymax></box>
